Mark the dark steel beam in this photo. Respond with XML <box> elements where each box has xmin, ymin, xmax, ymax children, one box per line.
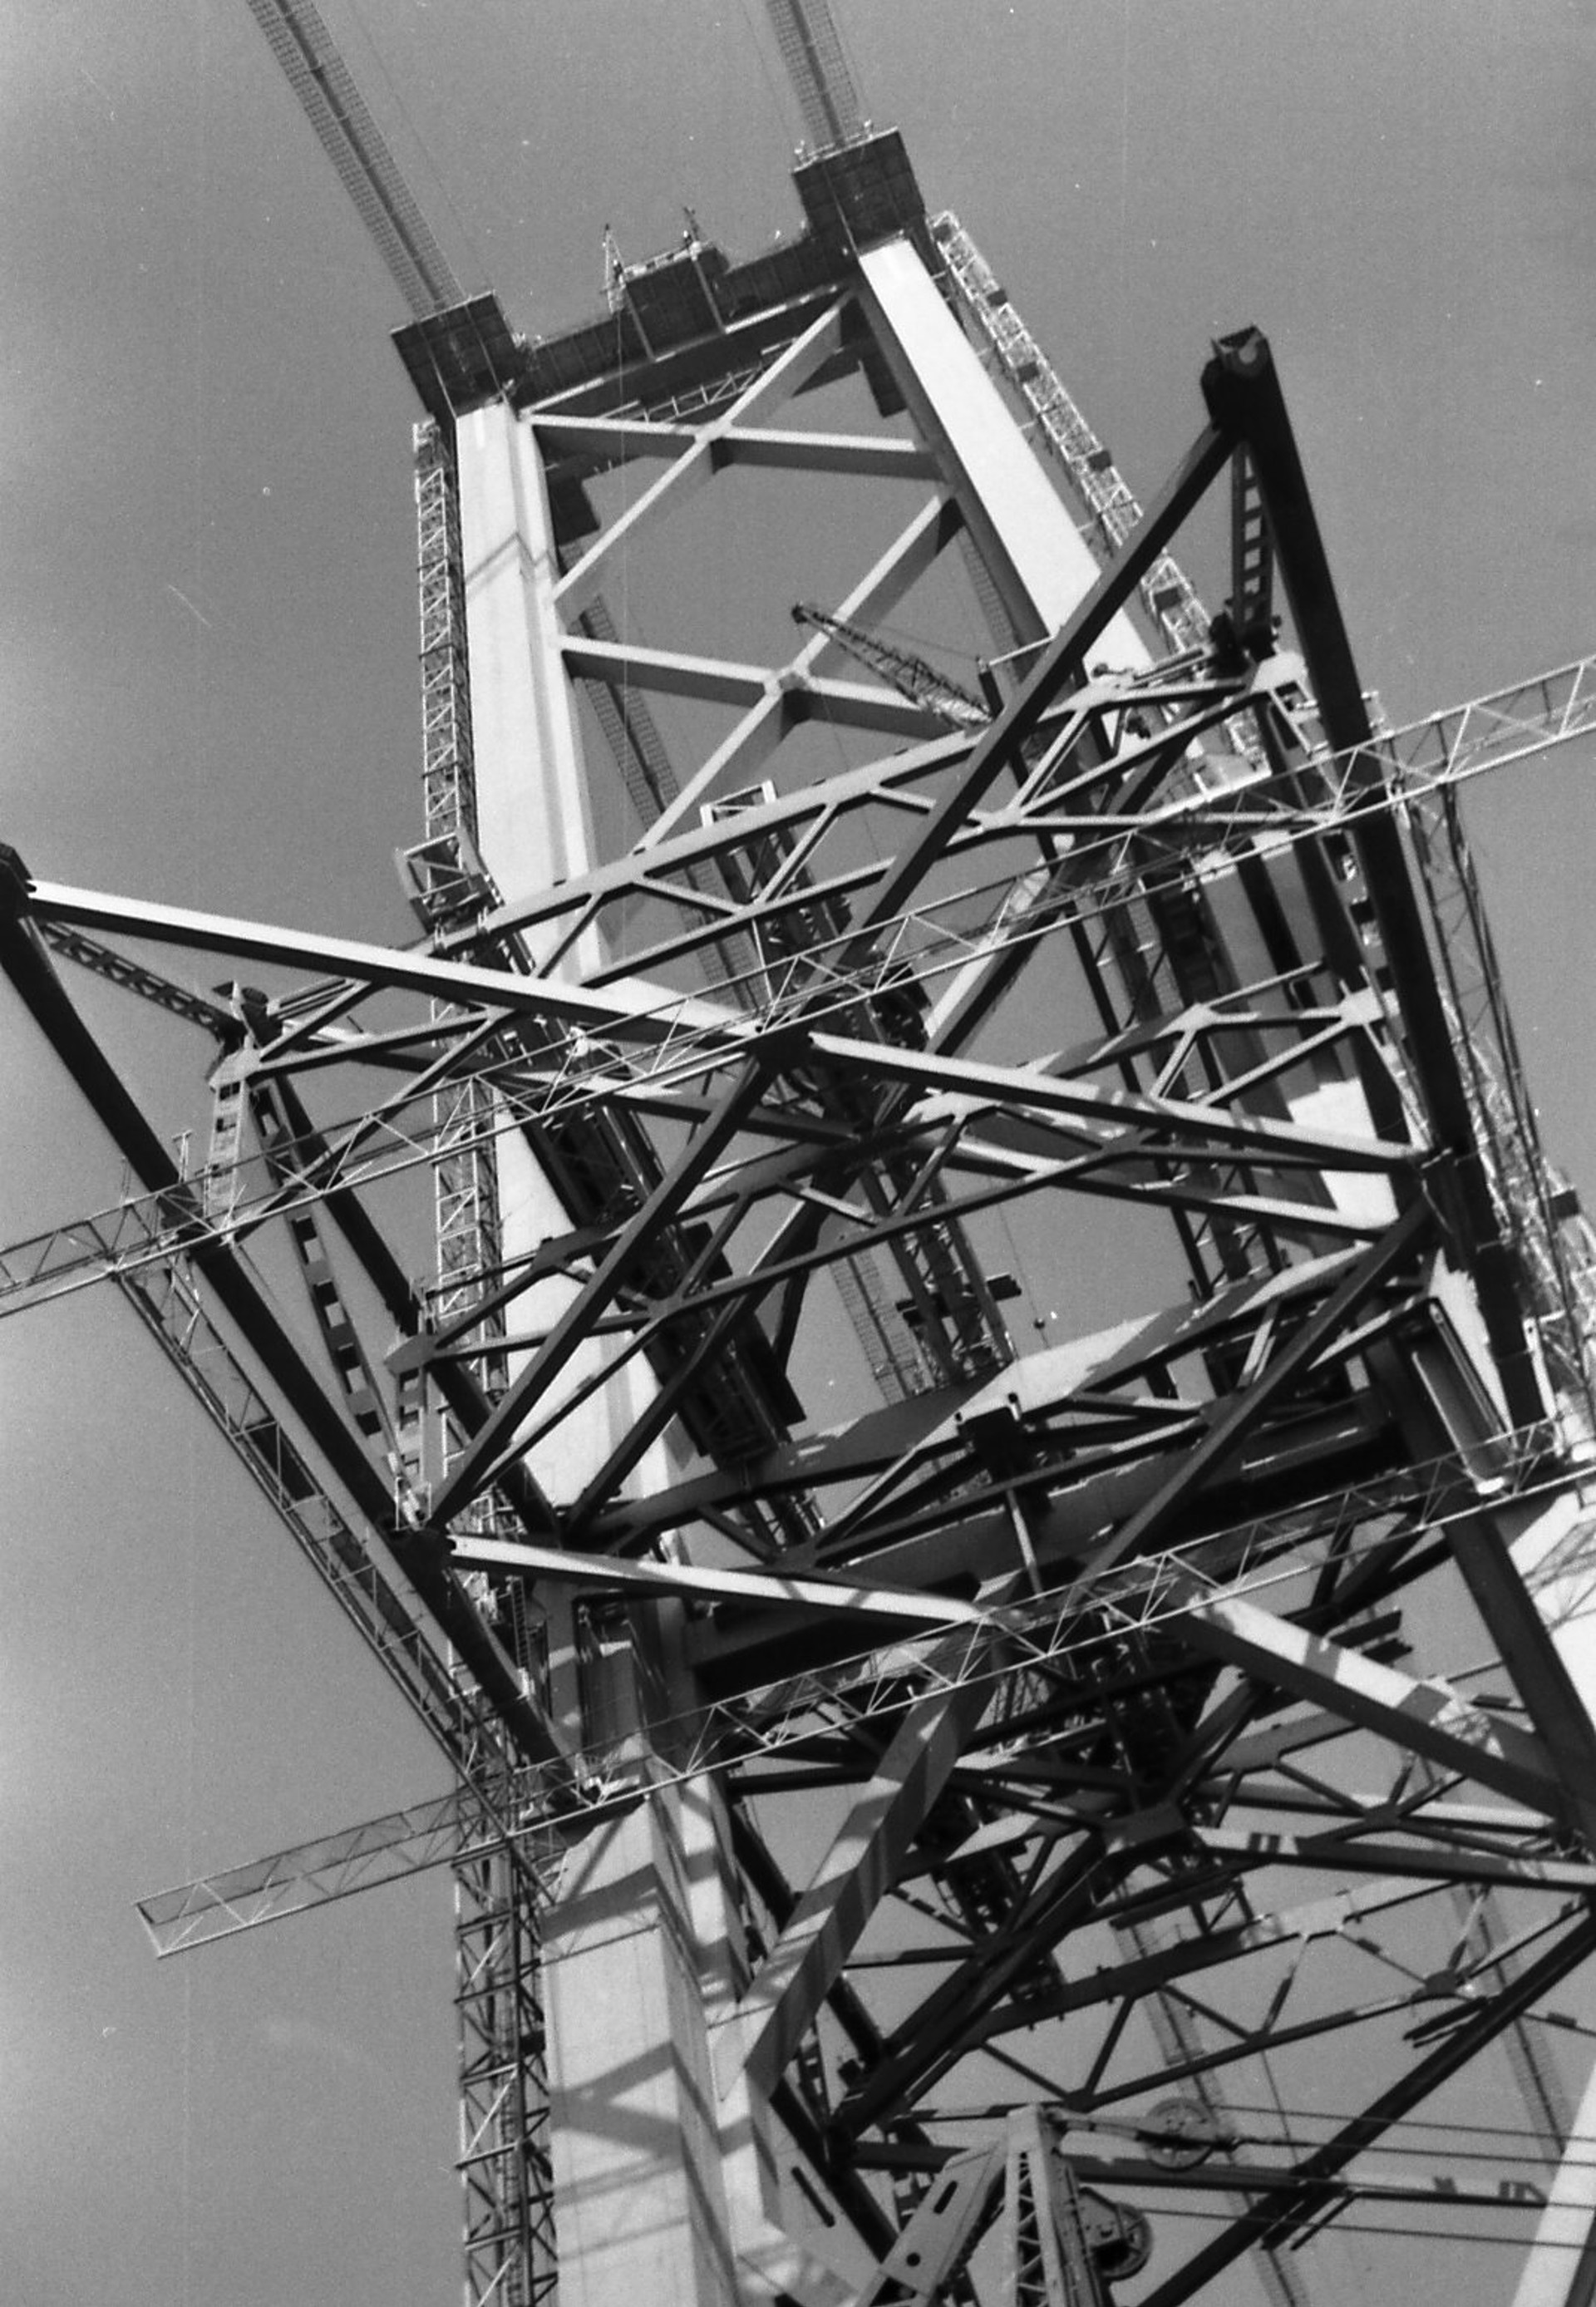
<box><xmin>1202</xmin><ymin>328</ymin><xmax>1544</xmax><ymax>1426</ymax></box>
<box><xmin>1081</xmin><ymin>1200</ymin><xmax>1430</xmax><ymax>1581</ymax></box>
<box><xmin>1140</xmin><ymin>1908</ymin><xmax>1596</xmax><ymax>2301</ymax></box>
<box><xmin>848</xmin><ymin>422</ymin><xmax>1233</xmax><ymax>946</ymax></box>
<box><xmin>0</xmin><ymin>860</ymin><xmax>568</xmax><ymax>1771</ymax></box>
<box><xmin>250</xmin><ymin>1069</ymin><xmax>558</xmax><ymax>1540</ymax></box>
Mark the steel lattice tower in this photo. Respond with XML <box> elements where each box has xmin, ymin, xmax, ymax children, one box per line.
<box><xmin>11</xmin><ymin>8</ymin><xmax>1596</xmax><ymax>2305</ymax></box>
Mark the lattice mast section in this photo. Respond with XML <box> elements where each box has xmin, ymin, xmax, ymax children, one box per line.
<box><xmin>242</xmin><ymin>0</ymin><xmax>465</xmax><ymax>318</ymax></box>
<box><xmin>413</xmin><ymin>417</ymin><xmax>558</xmax><ymax>2307</ymax></box>
<box><xmin>456</xmin><ymin>1840</ymin><xmax>556</xmax><ymax>2307</ymax></box>
<box><xmin>413</xmin><ymin>421</ymin><xmax>505</xmax><ymax>1402</ymax></box>
<box><xmin>932</xmin><ymin>214</ymin><xmax>1211</xmax><ymax>659</ymax></box>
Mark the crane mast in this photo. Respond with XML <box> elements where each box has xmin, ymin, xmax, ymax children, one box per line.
<box><xmin>10</xmin><ymin>7</ymin><xmax>1596</xmax><ymax>2307</ymax></box>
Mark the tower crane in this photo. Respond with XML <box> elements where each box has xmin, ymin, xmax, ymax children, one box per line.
<box><xmin>13</xmin><ymin>3</ymin><xmax>1596</xmax><ymax>2306</ymax></box>
<box><xmin>791</xmin><ymin>601</ymin><xmax>992</xmax><ymax>730</ymax></box>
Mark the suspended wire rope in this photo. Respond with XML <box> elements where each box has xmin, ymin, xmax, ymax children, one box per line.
<box><xmin>918</xmin><ymin>2105</ymin><xmax>1593</xmax><ymax>2168</ymax></box>
<box><xmin>1056</xmin><ymin>2203</ymin><xmax>1588</xmax><ymax>2251</ymax></box>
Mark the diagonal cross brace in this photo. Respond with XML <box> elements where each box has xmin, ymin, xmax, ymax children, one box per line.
<box><xmin>1174</xmin><ymin>1585</ymin><xmax>1568</xmax><ymax>1819</ymax></box>
<box><xmin>428</xmin><ymin>1048</ymin><xmax>784</xmax><ymax>1521</ymax></box>
<box><xmin>0</xmin><ymin>880</ymin><xmax>569</xmax><ymax>1770</ymax></box>
<box><xmin>1081</xmin><ymin>1199</ymin><xmax>1431</xmax><ymax>1583</ymax></box>
<box><xmin>845</xmin><ymin>417</ymin><xmax>1231</xmax><ymax>950</ymax></box>
<box><xmin>713</xmin><ymin>1640</ymin><xmax>998</xmax><ymax>2104</ymax></box>
<box><xmin>809</xmin><ymin>1032</ymin><xmax>1416</xmax><ymax>1176</ymax></box>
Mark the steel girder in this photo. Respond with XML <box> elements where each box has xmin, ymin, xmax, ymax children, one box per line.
<box><xmin>10</xmin><ymin>205</ymin><xmax>1596</xmax><ymax>2307</ymax></box>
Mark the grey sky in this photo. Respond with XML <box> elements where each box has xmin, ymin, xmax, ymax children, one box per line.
<box><xmin>4</xmin><ymin>5</ymin><xmax>1596</xmax><ymax>2303</ymax></box>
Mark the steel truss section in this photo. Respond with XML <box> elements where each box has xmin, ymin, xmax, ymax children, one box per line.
<box><xmin>409</xmin><ymin>417</ymin><xmax>559</xmax><ymax>2307</ymax></box>
<box><xmin>456</xmin><ymin>1839</ymin><xmax>559</xmax><ymax>2307</ymax></box>
<box><xmin>242</xmin><ymin>0</ymin><xmax>464</xmax><ymax>320</ymax></box>
<box><xmin>12</xmin><ymin>142</ymin><xmax>1596</xmax><ymax>2307</ymax></box>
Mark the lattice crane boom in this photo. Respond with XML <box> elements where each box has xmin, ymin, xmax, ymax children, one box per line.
<box><xmin>242</xmin><ymin>0</ymin><xmax>466</xmax><ymax>318</ymax></box>
<box><xmin>765</xmin><ymin>0</ymin><xmax>869</xmax><ymax>151</ymax></box>
<box><xmin>792</xmin><ymin>600</ymin><xmax>992</xmax><ymax>728</ymax></box>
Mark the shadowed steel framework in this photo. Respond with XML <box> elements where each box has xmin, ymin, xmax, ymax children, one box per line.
<box><xmin>9</xmin><ymin>16</ymin><xmax>1596</xmax><ymax>2306</ymax></box>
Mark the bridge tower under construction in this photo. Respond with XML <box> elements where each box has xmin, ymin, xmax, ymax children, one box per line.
<box><xmin>9</xmin><ymin>6</ymin><xmax>1596</xmax><ymax>2304</ymax></box>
